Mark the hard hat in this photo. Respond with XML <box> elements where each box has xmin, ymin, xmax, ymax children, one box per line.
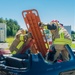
<box><xmin>55</xmin><ymin>20</ymin><xmax>59</xmax><ymax>22</ymax></box>
<box><xmin>51</xmin><ymin>20</ymin><xmax>59</xmax><ymax>23</ymax></box>
<box><xmin>51</xmin><ymin>20</ymin><xmax>55</xmax><ymax>22</ymax></box>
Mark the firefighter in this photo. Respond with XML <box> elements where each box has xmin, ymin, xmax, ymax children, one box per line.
<box><xmin>39</xmin><ymin>20</ymin><xmax>72</xmax><ymax>62</ymax></box>
<box><xmin>10</xmin><ymin>29</ymin><xmax>29</xmax><ymax>53</ymax></box>
<box><xmin>10</xmin><ymin>28</ymin><xmax>37</xmax><ymax>55</ymax></box>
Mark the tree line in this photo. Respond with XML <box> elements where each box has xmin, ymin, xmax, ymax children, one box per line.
<box><xmin>0</xmin><ymin>17</ymin><xmax>75</xmax><ymax>40</ymax></box>
<box><xmin>0</xmin><ymin>17</ymin><xmax>20</xmax><ymax>37</ymax></box>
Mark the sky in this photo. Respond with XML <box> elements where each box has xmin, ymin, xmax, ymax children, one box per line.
<box><xmin>0</xmin><ymin>0</ymin><xmax>75</xmax><ymax>31</ymax></box>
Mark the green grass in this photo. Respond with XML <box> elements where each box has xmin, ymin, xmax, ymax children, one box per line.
<box><xmin>6</xmin><ymin>37</ymin><xmax>75</xmax><ymax>50</ymax></box>
<box><xmin>6</xmin><ymin>37</ymin><xmax>14</xmax><ymax>47</ymax></box>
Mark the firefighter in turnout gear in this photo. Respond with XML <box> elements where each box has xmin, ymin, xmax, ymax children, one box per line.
<box><xmin>39</xmin><ymin>20</ymin><xmax>72</xmax><ymax>63</ymax></box>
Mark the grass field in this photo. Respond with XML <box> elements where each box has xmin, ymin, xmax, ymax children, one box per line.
<box><xmin>6</xmin><ymin>37</ymin><xmax>14</xmax><ymax>47</ymax></box>
<box><xmin>6</xmin><ymin>37</ymin><xmax>75</xmax><ymax>49</ymax></box>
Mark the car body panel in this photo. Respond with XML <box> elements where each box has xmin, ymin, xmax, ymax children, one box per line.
<box><xmin>0</xmin><ymin>45</ymin><xmax>75</xmax><ymax>75</ymax></box>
